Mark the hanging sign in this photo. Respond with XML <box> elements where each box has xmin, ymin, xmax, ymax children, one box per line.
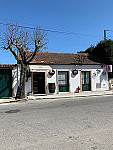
<box><xmin>107</xmin><ymin>65</ymin><xmax>112</xmax><ymax>72</ymax></box>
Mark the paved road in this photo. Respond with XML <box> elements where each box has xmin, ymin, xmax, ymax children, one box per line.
<box><xmin>0</xmin><ymin>95</ymin><xmax>113</xmax><ymax>150</ymax></box>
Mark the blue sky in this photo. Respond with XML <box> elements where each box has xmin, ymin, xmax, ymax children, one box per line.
<box><xmin>0</xmin><ymin>0</ymin><xmax>113</xmax><ymax>64</ymax></box>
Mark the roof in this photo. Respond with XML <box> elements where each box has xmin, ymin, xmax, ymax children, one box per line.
<box><xmin>26</xmin><ymin>51</ymin><xmax>104</xmax><ymax>65</ymax></box>
<box><xmin>0</xmin><ymin>64</ymin><xmax>16</xmax><ymax>68</ymax></box>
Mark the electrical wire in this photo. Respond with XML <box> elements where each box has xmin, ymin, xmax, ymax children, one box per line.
<box><xmin>0</xmin><ymin>21</ymin><xmax>103</xmax><ymax>38</ymax></box>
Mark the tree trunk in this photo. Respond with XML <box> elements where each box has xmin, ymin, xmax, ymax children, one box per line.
<box><xmin>16</xmin><ymin>63</ymin><xmax>27</xmax><ymax>99</ymax></box>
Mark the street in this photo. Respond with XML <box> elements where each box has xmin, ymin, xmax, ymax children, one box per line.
<box><xmin>0</xmin><ymin>95</ymin><xmax>113</xmax><ymax>150</ymax></box>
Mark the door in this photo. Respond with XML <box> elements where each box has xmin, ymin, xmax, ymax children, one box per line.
<box><xmin>58</xmin><ymin>71</ymin><xmax>69</xmax><ymax>92</ymax></box>
<box><xmin>33</xmin><ymin>72</ymin><xmax>45</xmax><ymax>94</ymax></box>
<box><xmin>0</xmin><ymin>69</ymin><xmax>12</xmax><ymax>97</ymax></box>
<box><xmin>82</xmin><ymin>71</ymin><xmax>91</xmax><ymax>91</ymax></box>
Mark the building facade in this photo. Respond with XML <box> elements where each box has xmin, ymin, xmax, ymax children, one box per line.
<box><xmin>13</xmin><ymin>52</ymin><xmax>110</xmax><ymax>97</ymax></box>
<box><xmin>23</xmin><ymin>64</ymin><xmax>109</xmax><ymax>96</ymax></box>
<box><xmin>0</xmin><ymin>52</ymin><xmax>111</xmax><ymax>97</ymax></box>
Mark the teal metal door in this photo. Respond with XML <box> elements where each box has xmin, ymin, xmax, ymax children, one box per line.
<box><xmin>82</xmin><ymin>71</ymin><xmax>91</xmax><ymax>91</ymax></box>
<box><xmin>0</xmin><ymin>69</ymin><xmax>12</xmax><ymax>97</ymax></box>
<box><xmin>58</xmin><ymin>71</ymin><xmax>69</xmax><ymax>92</ymax></box>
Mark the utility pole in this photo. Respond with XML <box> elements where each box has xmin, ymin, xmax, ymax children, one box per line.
<box><xmin>104</xmin><ymin>29</ymin><xmax>109</xmax><ymax>41</ymax></box>
<box><xmin>104</xmin><ymin>30</ymin><xmax>107</xmax><ymax>41</ymax></box>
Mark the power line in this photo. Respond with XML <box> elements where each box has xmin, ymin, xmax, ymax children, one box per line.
<box><xmin>104</xmin><ymin>30</ymin><xmax>113</xmax><ymax>32</ymax></box>
<box><xmin>0</xmin><ymin>21</ymin><xmax>103</xmax><ymax>38</ymax></box>
<box><xmin>0</xmin><ymin>17</ymin><xmax>41</xmax><ymax>28</ymax></box>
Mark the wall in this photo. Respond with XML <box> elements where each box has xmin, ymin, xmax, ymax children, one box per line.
<box><xmin>13</xmin><ymin>64</ymin><xmax>109</xmax><ymax>97</ymax></box>
<box><xmin>50</xmin><ymin>65</ymin><xmax>80</xmax><ymax>93</ymax></box>
<box><xmin>108</xmin><ymin>78</ymin><xmax>113</xmax><ymax>90</ymax></box>
<box><xmin>47</xmin><ymin>65</ymin><xmax>109</xmax><ymax>94</ymax></box>
<box><xmin>47</xmin><ymin>69</ymin><xmax>57</xmax><ymax>94</ymax></box>
<box><xmin>12</xmin><ymin>65</ymin><xmax>31</xmax><ymax>97</ymax></box>
<box><xmin>12</xmin><ymin>66</ymin><xmax>20</xmax><ymax>97</ymax></box>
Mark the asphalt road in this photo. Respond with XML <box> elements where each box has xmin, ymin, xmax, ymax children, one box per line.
<box><xmin>0</xmin><ymin>95</ymin><xmax>113</xmax><ymax>150</ymax></box>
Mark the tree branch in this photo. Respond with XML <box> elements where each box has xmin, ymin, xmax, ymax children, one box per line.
<box><xmin>3</xmin><ymin>41</ymin><xmax>19</xmax><ymax>62</ymax></box>
<box><xmin>26</xmin><ymin>40</ymin><xmax>42</xmax><ymax>63</ymax></box>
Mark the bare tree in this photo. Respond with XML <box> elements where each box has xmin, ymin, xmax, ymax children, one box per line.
<box><xmin>0</xmin><ymin>23</ymin><xmax>47</xmax><ymax>99</ymax></box>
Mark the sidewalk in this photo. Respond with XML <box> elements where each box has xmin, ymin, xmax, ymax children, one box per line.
<box><xmin>0</xmin><ymin>97</ymin><xmax>19</xmax><ymax>104</ymax></box>
<box><xmin>0</xmin><ymin>91</ymin><xmax>113</xmax><ymax>104</ymax></box>
<box><xmin>27</xmin><ymin>90</ymin><xmax>113</xmax><ymax>100</ymax></box>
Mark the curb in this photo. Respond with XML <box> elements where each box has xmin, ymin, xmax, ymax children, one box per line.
<box><xmin>0</xmin><ymin>98</ymin><xmax>27</xmax><ymax>104</ymax></box>
<box><xmin>34</xmin><ymin>92</ymin><xmax>113</xmax><ymax>100</ymax></box>
<box><xmin>0</xmin><ymin>92</ymin><xmax>113</xmax><ymax>104</ymax></box>
<box><xmin>0</xmin><ymin>99</ymin><xmax>19</xmax><ymax>104</ymax></box>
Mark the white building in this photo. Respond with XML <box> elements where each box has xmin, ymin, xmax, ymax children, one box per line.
<box><xmin>0</xmin><ymin>52</ymin><xmax>111</xmax><ymax>98</ymax></box>
<box><xmin>13</xmin><ymin>52</ymin><xmax>110</xmax><ymax>97</ymax></box>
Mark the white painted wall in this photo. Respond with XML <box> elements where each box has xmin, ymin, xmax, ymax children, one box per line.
<box><xmin>48</xmin><ymin>65</ymin><xmax>109</xmax><ymax>94</ymax></box>
<box><xmin>47</xmin><ymin>69</ymin><xmax>57</xmax><ymax>94</ymax></box>
<box><xmin>12</xmin><ymin>66</ymin><xmax>20</xmax><ymax>97</ymax></box>
<box><xmin>13</xmin><ymin>64</ymin><xmax>109</xmax><ymax>97</ymax></box>
<box><xmin>25</xmin><ymin>77</ymin><xmax>32</xmax><ymax>96</ymax></box>
<box><xmin>13</xmin><ymin>65</ymin><xmax>31</xmax><ymax>97</ymax></box>
<box><xmin>91</xmin><ymin>66</ymin><xmax>108</xmax><ymax>91</ymax></box>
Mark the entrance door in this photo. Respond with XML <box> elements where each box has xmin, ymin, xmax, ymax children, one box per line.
<box><xmin>82</xmin><ymin>71</ymin><xmax>91</xmax><ymax>91</ymax></box>
<box><xmin>0</xmin><ymin>69</ymin><xmax>12</xmax><ymax>97</ymax></box>
<box><xmin>58</xmin><ymin>71</ymin><xmax>69</xmax><ymax>92</ymax></box>
<box><xmin>33</xmin><ymin>72</ymin><xmax>45</xmax><ymax>94</ymax></box>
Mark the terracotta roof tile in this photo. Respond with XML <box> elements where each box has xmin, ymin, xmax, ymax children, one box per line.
<box><xmin>0</xmin><ymin>64</ymin><xmax>16</xmax><ymax>68</ymax></box>
<box><xmin>26</xmin><ymin>51</ymin><xmax>104</xmax><ymax>65</ymax></box>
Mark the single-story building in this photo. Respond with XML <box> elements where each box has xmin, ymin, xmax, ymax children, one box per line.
<box><xmin>0</xmin><ymin>52</ymin><xmax>112</xmax><ymax>97</ymax></box>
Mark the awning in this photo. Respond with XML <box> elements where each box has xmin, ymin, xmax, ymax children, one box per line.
<box><xmin>29</xmin><ymin>65</ymin><xmax>52</xmax><ymax>72</ymax></box>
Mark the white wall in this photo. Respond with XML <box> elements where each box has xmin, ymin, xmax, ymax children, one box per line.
<box><xmin>47</xmin><ymin>69</ymin><xmax>57</xmax><ymax>94</ymax></box>
<box><xmin>12</xmin><ymin>66</ymin><xmax>20</xmax><ymax>97</ymax></box>
<box><xmin>12</xmin><ymin>65</ymin><xmax>31</xmax><ymax>97</ymax></box>
<box><xmin>25</xmin><ymin>77</ymin><xmax>32</xmax><ymax>96</ymax></box>
<box><xmin>91</xmin><ymin>66</ymin><xmax>108</xmax><ymax>91</ymax></box>
<box><xmin>47</xmin><ymin>65</ymin><xmax>109</xmax><ymax>94</ymax></box>
<box><xmin>13</xmin><ymin>64</ymin><xmax>109</xmax><ymax>97</ymax></box>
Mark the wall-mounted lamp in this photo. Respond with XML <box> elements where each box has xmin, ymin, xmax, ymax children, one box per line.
<box><xmin>48</xmin><ymin>69</ymin><xmax>55</xmax><ymax>75</ymax></box>
<box><xmin>72</xmin><ymin>69</ymin><xmax>78</xmax><ymax>75</ymax></box>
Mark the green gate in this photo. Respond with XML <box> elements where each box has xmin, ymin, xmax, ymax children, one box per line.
<box><xmin>82</xmin><ymin>71</ymin><xmax>91</xmax><ymax>91</ymax></box>
<box><xmin>0</xmin><ymin>69</ymin><xmax>12</xmax><ymax>97</ymax></box>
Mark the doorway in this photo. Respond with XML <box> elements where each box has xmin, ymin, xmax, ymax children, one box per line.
<box><xmin>58</xmin><ymin>71</ymin><xmax>69</xmax><ymax>92</ymax></box>
<box><xmin>81</xmin><ymin>71</ymin><xmax>91</xmax><ymax>91</ymax></box>
<box><xmin>0</xmin><ymin>69</ymin><xmax>12</xmax><ymax>97</ymax></box>
<box><xmin>33</xmin><ymin>72</ymin><xmax>45</xmax><ymax>94</ymax></box>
